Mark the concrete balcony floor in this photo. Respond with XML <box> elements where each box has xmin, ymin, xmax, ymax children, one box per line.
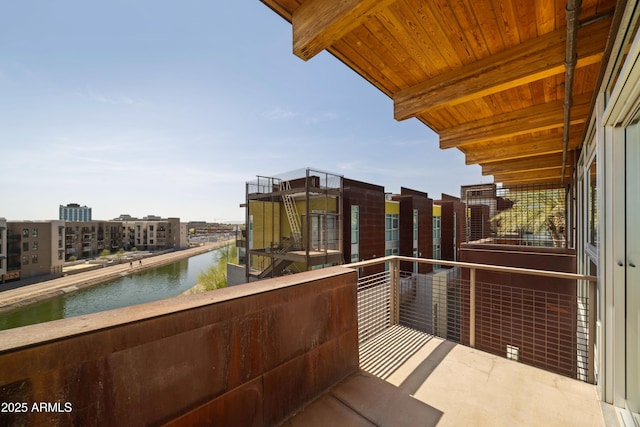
<box><xmin>285</xmin><ymin>326</ymin><xmax>606</xmax><ymax>426</ymax></box>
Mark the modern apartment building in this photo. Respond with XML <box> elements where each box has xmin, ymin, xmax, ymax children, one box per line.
<box><xmin>241</xmin><ymin>168</ymin><xmax>344</xmax><ymax>281</ymax></box>
<box><xmin>4</xmin><ymin>221</ymin><xmax>65</xmax><ymax>281</ymax></box>
<box><xmin>236</xmin><ymin>169</ymin><xmax>449</xmax><ymax>283</ymax></box>
<box><xmin>59</xmin><ymin>203</ymin><xmax>92</xmax><ymax>222</ymax></box>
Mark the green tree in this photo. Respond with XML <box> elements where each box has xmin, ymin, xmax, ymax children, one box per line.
<box><xmin>492</xmin><ymin>187</ymin><xmax>566</xmax><ymax>247</ymax></box>
<box><xmin>99</xmin><ymin>249</ymin><xmax>110</xmax><ymax>259</ymax></box>
<box><xmin>116</xmin><ymin>249</ymin><xmax>125</xmax><ymax>262</ymax></box>
<box><xmin>197</xmin><ymin>244</ymin><xmax>237</xmax><ymax>291</ymax></box>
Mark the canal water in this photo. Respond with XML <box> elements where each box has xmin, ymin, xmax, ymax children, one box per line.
<box><xmin>0</xmin><ymin>249</ymin><xmax>223</xmax><ymax>331</ymax></box>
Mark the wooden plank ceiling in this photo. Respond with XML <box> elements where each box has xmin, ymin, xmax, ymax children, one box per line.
<box><xmin>259</xmin><ymin>0</ymin><xmax>618</xmax><ymax>185</ymax></box>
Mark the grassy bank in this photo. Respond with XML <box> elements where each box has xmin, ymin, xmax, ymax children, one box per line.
<box><xmin>182</xmin><ymin>244</ymin><xmax>237</xmax><ymax>295</ymax></box>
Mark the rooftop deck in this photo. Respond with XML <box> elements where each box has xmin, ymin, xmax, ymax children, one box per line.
<box><xmin>287</xmin><ymin>326</ymin><xmax>605</xmax><ymax>426</ymax></box>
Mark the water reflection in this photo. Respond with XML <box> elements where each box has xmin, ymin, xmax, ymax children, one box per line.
<box><xmin>0</xmin><ymin>249</ymin><xmax>222</xmax><ymax>331</ymax></box>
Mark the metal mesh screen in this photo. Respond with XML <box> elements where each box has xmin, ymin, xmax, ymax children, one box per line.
<box><xmin>357</xmin><ymin>270</ymin><xmax>391</xmax><ymax>344</ymax></box>
<box><xmin>397</xmin><ymin>268</ymin><xmax>463</xmax><ymax>342</ymax></box>
<box><xmin>464</xmin><ymin>183</ymin><xmax>568</xmax><ymax>248</ymax></box>
<box><xmin>474</xmin><ymin>279</ymin><xmax>590</xmax><ymax>380</ymax></box>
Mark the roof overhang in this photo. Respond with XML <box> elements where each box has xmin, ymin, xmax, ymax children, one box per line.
<box><xmin>259</xmin><ymin>0</ymin><xmax>620</xmax><ymax>185</ymax></box>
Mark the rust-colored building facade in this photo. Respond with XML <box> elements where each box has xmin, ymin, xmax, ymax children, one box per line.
<box><xmin>434</xmin><ymin>194</ymin><xmax>466</xmax><ymax>262</ymax></box>
<box><xmin>392</xmin><ymin>188</ymin><xmax>433</xmax><ymax>275</ymax></box>
<box><xmin>342</xmin><ymin>178</ymin><xmax>385</xmax><ymax>276</ymax></box>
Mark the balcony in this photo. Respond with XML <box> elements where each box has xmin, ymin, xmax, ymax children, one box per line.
<box><xmin>0</xmin><ymin>256</ymin><xmax>602</xmax><ymax>426</ymax></box>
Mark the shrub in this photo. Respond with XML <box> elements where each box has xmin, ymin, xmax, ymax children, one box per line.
<box><xmin>197</xmin><ymin>244</ymin><xmax>237</xmax><ymax>291</ymax></box>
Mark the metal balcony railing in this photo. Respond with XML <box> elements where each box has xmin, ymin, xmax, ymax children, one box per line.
<box><xmin>346</xmin><ymin>256</ymin><xmax>596</xmax><ymax>383</ymax></box>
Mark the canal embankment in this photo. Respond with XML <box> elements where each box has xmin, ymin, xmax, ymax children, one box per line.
<box><xmin>0</xmin><ymin>240</ymin><xmax>234</xmax><ymax>314</ymax></box>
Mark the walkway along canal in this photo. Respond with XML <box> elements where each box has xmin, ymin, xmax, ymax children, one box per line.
<box><xmin>0</xmin><ymin>245</ymin><xmax>229</xmax><ymax>331</ymax></box>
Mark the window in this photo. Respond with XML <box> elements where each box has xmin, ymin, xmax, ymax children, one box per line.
<box><xmin>413</xmin><ymin>209</ymin><xmax>419</xmax><ymax>273</ymax></box>
<box><xmin>351</xmin><ymin>206</ymin><xmax>359</xmax><ymax>262</ymax></box>
<box><xmin>433</xmin><ymin>244</ymin><xmax>441</xmax><ymax>270</ymax></box>
<box><xmin>23</xmin><ymin>242</ymin><xmax>29</xmax><ymax>252</ymax></box>
<box><xmin>433</xmin><ymin>216</ymin><xmax>441</xmax><ymax>239</ymax></box>
<box><xmin>31</xmin><ymin>254</ymin><xmax>38</xmax><ymax>264</ymax></box>
<box><xmin>351</xmin><ymin>206</ymin><xmax>359</xmax><ymax>243</ymax></box>
<box><xmin>413</xmin><ymin>209</ymin><xmax>419</xmax><ymax>245</ymax></box>
<box><xmin>22</xmin><ymin>255</ymin><xmax>29</xmax><ymax>265</ymax></box>
<box><xmin>32</xmin><ymin>241</ymin><xmax>38</xmax><ymax>251</ymax></box>
<box><xmin>32</xmin><ymin>228</ymin><xmax>38</xmax><ymax>238</ymax></box>
<box><xmin>588</xmin><ymin>157</ymin><xmax>598</xmax><ymax>247</ymax></box>
<box><xmin>385</xmin><ymin>214</ymin><xmax>399</xmax><ymax>241</ymax></box>
<box><xmin>22</xmin><ymin>228</ymin><xmax>29</xmax><ymax>238</ymax></box>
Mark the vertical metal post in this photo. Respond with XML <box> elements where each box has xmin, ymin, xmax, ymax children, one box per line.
<box><xmin>470</xmin><ymin>267</ymin><xmax>476</xmax><ymax>348</ymax></box>
<box><xmin>588</xmin><ymin>279</ymin><xmax>596</xmax><ymax>384</ymax></box>
<box><xmin>245</xmin><ymin>181</ymin><xmax>250</xmax><ymax>283</ymax></box>
<box><xmin>305</xmin><ymin>169</ymin><xmax>310</xmax><ymax>271</ymax></box>
<box><xmin>389</xmin><ymin>258</ymin><xmax>399</xmax><ymax>326</ymax></box>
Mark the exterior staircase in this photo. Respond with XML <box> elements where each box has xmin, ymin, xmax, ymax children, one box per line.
<box><xmin>258</xmin><ymin>181</ymin><xmax>303</xmax><ymax>279</ymax></box>
<box><xmin>280</xmin><ymin>181</ymin><xmax>302</xmax><ymax>249</ymax></box>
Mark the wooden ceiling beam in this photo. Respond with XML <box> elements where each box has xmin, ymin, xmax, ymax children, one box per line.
<box><xmin>497</xmin><ymin>177</ymin><xmax>570</xmax><ymax>186</ymax></box>
<box><xmin>493</xmin><ymin>168</ymin><xmax>562</xmax><ymax>182</ymax></box>
<box><xmin>481</xmin><ymin>153</ymin><xmax>568</xmax><ymax>175</ymax></box>
<box><xmin>292</xmin><ymin>0</ymin><xmax>397</xmax><ymax>61</ymax></box>
<box><xmin>393</xmin><ymin>16</ymin><xmax>610</xmax><ymax>120</ymax></box>
<box><xmin>493</xmin><ymin>168</ymin><xmax>570</xmax><ymax>185</ymax></box>
<box><xmin>463</xmin><ymin>127</ymin><xmax>583</xmax><ymax>164</ymax></box>
<box><xmin>439</xmin><ymin>92</ymin><xmax>592</xmax><ymax>149</ymax></box>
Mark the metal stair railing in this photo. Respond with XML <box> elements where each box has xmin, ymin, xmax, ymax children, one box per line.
<box><xmin>280</xmin><ymin>181</ymin><xmax>302</xmax><ymax>249</ymax></box>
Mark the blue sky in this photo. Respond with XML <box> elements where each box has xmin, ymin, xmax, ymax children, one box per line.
<box><xmin>0</xmin><ymin>1</ymin><xmax>489</xmax><ymax>222</ymax></box>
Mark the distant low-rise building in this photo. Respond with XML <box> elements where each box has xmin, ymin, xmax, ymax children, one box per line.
<box><xmin>0</xmin><ymin>214</ymin><xmax>186</xmax><ymax>283</ymax></box>
<box><xmin>187</xmin><ymin>221</ymin><xmax>234</xmax><ymax>235</ymax></box>
<box><xmin>64</xmin><ymin>221</ymin><xmax>123</xmax><ymax>259</ymax></box>
<box><xmin>117</xmin><ymin>216</ymin><xmax>184</xmax><ymax>252</ymax></box>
